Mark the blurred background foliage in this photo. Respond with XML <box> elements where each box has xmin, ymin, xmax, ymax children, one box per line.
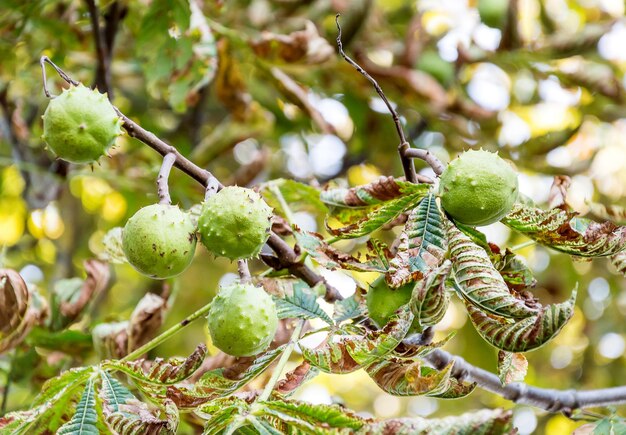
<box><xmin>1</xmin><ymin>0</ymin><xmax>625</xmax><ymax>433</ymax></box>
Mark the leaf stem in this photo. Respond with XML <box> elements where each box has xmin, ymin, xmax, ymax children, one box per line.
<box><xmin>510</xmin><ymin>240</ymin><xmax>537</xmax><ymax>252</ymax></box>
<box><xmin>121</xmin><ymin>301</ymin><xmax>212</xmax><ymax>362</ymax></box>
<box><xmin>258</xmin><ymin>319</ymin><xmax>305</xmax><ymax>402</ymax></box>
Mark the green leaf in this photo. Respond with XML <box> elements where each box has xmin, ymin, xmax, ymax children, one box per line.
<box><xmin>26</xmin><ymin>327</ymin><xmax>93</xmax><ymax>355</ymax></box>
<box><xmin>326</xmin><ymin>188</ymin><xmax>430</xmax><ymax>239</ymax></box>
<box><xmin>104</xmin><ymin>398</ymin><xmax>178</xmax><ymax>435</ymax></box>
<box><xmin>386</xmin><ymin>194</ymin><xmax>448</xmax><ymax>287</ymax></box>
<box><xmin>188</xmin><ymin>345</ymin><xmax>285</xmax><ymax>399</ymax></box>
<box><xmin>300</xmin><ymin>330</ymin><xmax>364</xmax><ymax>374</ymax></box>
<box><xmin>260</xmin><ymin>179</ymin><xmax>328</xmax><ymax>216</ymax></box>
<box><xmin>346</xmin><ymin>306</ymin><xmax>414</xmax><ymax>366</ymax></box>
<box><xmin>99</xmin><ymin>372</ymin><xmax>136</xmax><ymax>413</ymax></box>
<box><xmin>333</xmin><ymin>294</ymin><xmax>366</xmax><ymax>323</ymax></box>
<box><xmin>365</xmin><ymin>358</ymin><xmax>454</xmax><ymax>396</ymax></box>
<box><xmin>198</xmin><ymin>398</ymin><xmax>249</xmax><ymax>435</ymax></box>
<box><xmin>497</xmin><ymin>351</ymin><xmax>528</xmax><ymax>385</ymax></box>
<box><xmin>103</xmin><ymin>344</ymin><xmax>206</xmax><ymax>385</ymax></box>
<box><xmin>428</xmin><ymin>377</ymin><xmax>476</xmax><ymax>399</ymax></box>
<box><xmin>492</xmin><ymin>248</ymin><xmax>537</xmax><ymax>291</ymax></box>
<box><xmin>392</xmin><ymin>332</ymin><xmax>455</xmax><ymax>360</ymax></box>
<box><xmin>274</xmin><ymin>282</ymin><xmax>333</xmax><ymax>325</ymax></box>
<box><xmin>447</xmin><ymin>219</ymin><xmax>539</xmax><ymax>319</ymax></box>
<box><xmin>320</xmin><ymin>177</ymin><xmax>420</xmax><ymax>208</ymax></box>
<box><xmin>466</xmin><ymin>287</ymin><xmax>577</xmax><ymax>352</ymax></box>
<box><xmin>294</xmin><ymin>231</ymin><xmax>387</xmax><ymax>273</ymax></box>
<box><xmin>361</xmin><ymin>408</ymin><xmax>514</xmax><ymax>434</ymax></box>
<box><xmin>57</xmin><ymin>378</ymin><xmax>99</xmax><ymax>434</ymax></box>
<box><xmin>502</xmin><ymin>204</ymin><xmax>626</xmax><ymax>257</ymax></box>
<box><xmin>409</xmin><ymin>261</ymin><xmax>452</xmax><ymax>330</ymax></box>
<box><xmin>1</xmin><ymin>367</ymin><xmax>95</xmax><ymax>434</ymax></box>
<box><xmin>259</xmin><ymin>400</ymin><xmax>364</xmax><ymax>433</ymax></box>
<box><xmin>302</xmin><ymin>308</ymin><xmax>413</xmax><ymax>374</ymax></box>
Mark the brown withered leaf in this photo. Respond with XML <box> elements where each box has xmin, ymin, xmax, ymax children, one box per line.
<box><xmin>548</xmin><ymin>175</ymin><xmax>571</xmax><ymax>210</ymax></box>
<box><xmin>497</xmin><ymin>351</ymin><xmax>528</xmax><ymax>386</ymax></box>
<box><xmin>93</xmin><ymin>321</ymin><xmax>129</xmax><ymax>359</ymax></box>
<box><xmin>58</xmin><ymin>260</ymin><xmax>110</xmax><ymax>321</ymax></box>
<box><xmin>127</xmin><ymin>293</ymin><xmax>169</xmax><ymax>353</ymax></box>
<box><xmin>251</xmin><ymin>21</ymin><xmax>334</xmax><ymax>64</ymax></box>
<box><xmin>0</xmin><ymin>269</ymin><xmax>29</xmax><ymax>337</ymax></box>
<box><xmin>275</xmin><ymin>361</ymin><xmax>313</xmax><ymax>395</ymax></box>
<box><xmin>0</xmin><ymin>270</ymin><xmax>47</xmax><ymax>353</ymax></box>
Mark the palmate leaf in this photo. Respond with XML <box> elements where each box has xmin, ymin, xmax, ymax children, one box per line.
<box><xmin>274</xmin><ymin>282</ymin><xmax>333</xmax><ymax>325</ymax></box>
<box><xmin>320</xmin><ymin>176</ymin><xmax>420</xmax><ymax>209</ymax></box>
<box><xmin>105</xmin><ymin>398</ymin><xmax>178</xmax><ymax>435</ymax></box>
<box><xmin>346</xmin><ymin>306</ymin><xmax>414</xmax><ymax>366</ymax></box>
<box><xmin>454</xmin><ymin>222</ymin><xmax>536</xmax><ymax>291</ymax></box>
<box><xmin>259</xmin><ymin>400</ymin><xmax>364</xmax><ymax>433</ymax></box>
<box><xmin>386</xmin><ymin>194</ymin><xmax>448</xmax><ymax>287</ymax></box>
<box><xmin>360</xmin><ymin>408</ymin><xmax>514</xmax><ymax>435</ymax></box>
<box><xmin>197</xmin><ymin>398</ymin><xmax>250</xmax><ymax>435</ymax></box>
<box><xmin>326</xmin><ymin>190</ymin><xmax>430</xmax><ymax>239</ymax></box>
<box><xmin>322</xmin><ymin>179</ymin><xmax>431</xmax><ymax>239</ymax></box>
<box><xmin>428</xmin><ymin>377</ymin><xmax>476</xmax><ymax>399</ymax></box>
<box><xmin>99</xmin><ymin>372</ymin><xmax>136</xmax><ymax>413</ymax></box>
<box><xmin>392</xmin><ymin>332</ymin><xmax>455</xmax><ymax>360</ymax></box>
<box><xmin>364</xmin><ymin>358</ymin><xmax>454</xmax><ymax>396</ymax></box>
<box><xmin>409</xmin><ymin>261</ymin><xmax>452</xmax><ymax>331</ymax></box>
<box><xmin>260</xmin><ymin>179</ymin><xmax>328</xmax><ymax>216</ymax></box>
<box><xmin>497</xmin><ymin>351</ymin><xmax>528</xmax><ymax>386</ymax></box>
<box><xmin>103</xmin><ymin>344</ymin><xmax>206</xmax><ymax>386</ymax></box>
<box><xmin>197</xmin><ymin>345</ymin><xmax>285</xmax><ymax>396</ymax></box>
<box><xmin>294</xmin><ymin>231</ymin><xmax>388</xmax><ymax>273</ymax></box>
<box><xmin>447</xmin><ymin>220</ymin><xmax>539</xmax><ymax>319</ymax></box>
<box><xmin>302</xmin><ymin>307</ymin><xmax>413</xmax><ymax>374</ymax></box>
<box><xmin>57</xmin><ymin>378</ymin><xmax>99</xmax><ymax>435</ymax></box>
<box><xmin>466</xmin><ymin>287</ymin><xmax>577</xmax><ymax>352</ymax></box>
<box><xmin>300</xmin><ymin>332</ymin><xmax>363</xmax><ymax>374</ymax></box>
<box><xmin>491</xmin><ymin>248</ymin><xmax>537</xmax><ymax>291</ymax></box>
<box><xmin>502</xmin><ymin>203</ymin><xmax>626</xmax><ymax>257</ymax></box>
<box><xmin>0</xmin><ymin>366</ymin><xmax>95</xmax><ymax>434</ymax></box>
<box><xmin>333</xmin><ymin>294</ymin><xmax>366</xmax><ymax>323</ymax></box>
<box><xmin>275</xmin><ymin>362</ymin><xmax>320</xmax><ymax>397</ymax></box>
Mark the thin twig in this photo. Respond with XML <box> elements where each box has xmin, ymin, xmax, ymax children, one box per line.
<box><xmin>403</xmin><ymin>147</ymin><xmax>446</xmax><ymax>176</ymax></box>
<box><xmin>237</xmin><ymin>260</ymin><xmax>252</xmax><ymax>283</ymax></box>
<box><xmin>335</xmin><ymin>15</ymin><xmax>416</xmax><ymax>183</ymax></box>
<box><xmin>425</xmin><ymin>349</ymin><xmax>626</xmax><ymax>413</ymax></box>
<box><xmin>85</xmin><ymin>0</ymin><xmax>112</xmax><ymax>96</ymax></box>
<box><xmin>40</xmin><ymin>56</ymin><xmax>79</xmax><ymax>98</ymax></box>
<box><xmin>157</xmin><ymin>153</ymin><xmax>176</xmax><ymax>205</ymax></box>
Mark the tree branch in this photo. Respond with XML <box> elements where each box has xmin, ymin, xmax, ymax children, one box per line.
<box><xmin>39</xmin><ymin>56</ymin><xmax>343</xmax><ymax>303</ymax></box>
<box><xmin>403</xmin><ymin>147</ymin><xmax>446</xmax><ymax>176</ymax></box>
<box><xmin>85</xmin><ymin>0</ymin><xmax>112</xmax><ymax>96</ymax></box>
<box><xmin>424</xmin><ymin>349</ymin><xmax>626</xmax><ymax>413</ymax></box>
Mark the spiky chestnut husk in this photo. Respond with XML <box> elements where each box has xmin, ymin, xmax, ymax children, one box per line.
<box><xmin>366</xmin><ymin>276</ymin><xmax>420</xmax><ymax>334</ymax></box>
<box><xmin>197</xmin><ymin>186</ymin><xmax>273</xmax><ymax>260</ymax></box>
<box><xmin>42</xmin><ymin>84</ymin><xmax>122</xmax><ymax>163</ymax></box>
<box><xmin>207</xmin><ymin>282</ymin><xmax>278</xmax><ymax>357</ymax></box>
<box><xmin>439</xmin><ymin>149</ymin><xmax>519</xmax><ymax>227</ymax></box>
<box><xmin>122</xmin><ymin>204</ymin><xmax>196</xmax><ymax>279</ymax></box>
